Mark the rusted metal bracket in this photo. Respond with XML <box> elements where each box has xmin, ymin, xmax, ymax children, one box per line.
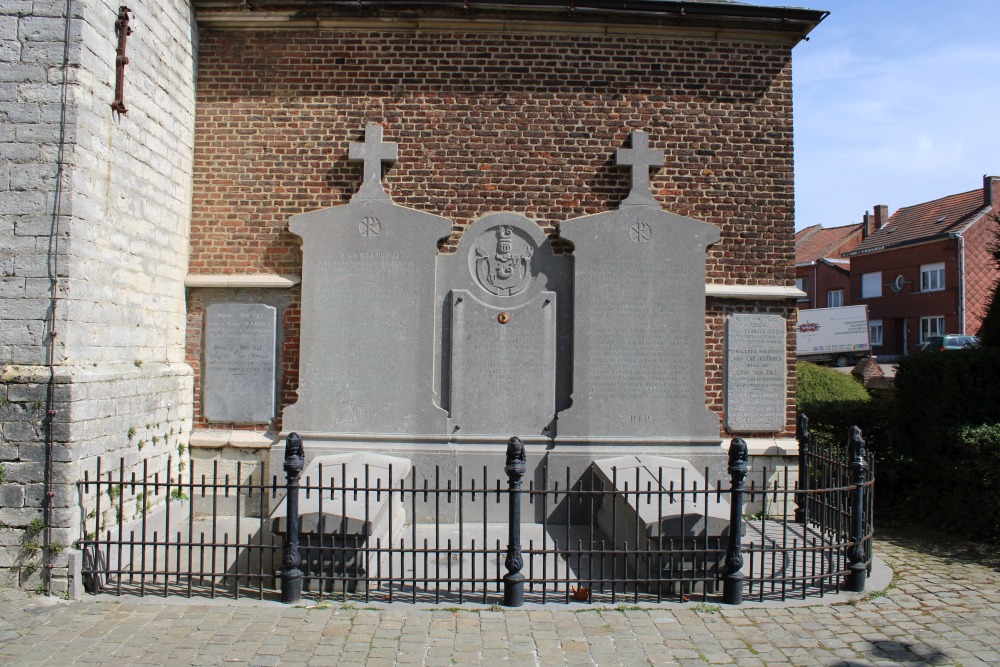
<box><xmin>111</xmin><ymin>6</ymin><xmax>132</xmax><ymax>116</ymax></box>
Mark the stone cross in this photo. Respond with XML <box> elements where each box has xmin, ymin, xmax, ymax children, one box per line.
<box><xmin>616</xmin><ymin>130</ymin><xmax>664</xmax><ymax>207</ymax></box>
<box><xmin>349</xmin><ymin>124</ymin><xmax>398</xmax><ymax>202</ymax></box>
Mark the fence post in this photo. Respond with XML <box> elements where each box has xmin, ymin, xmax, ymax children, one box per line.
<box><xmin>723</xmin><ymin>437</ymin><xmax>749</xmax><ymax>605</ymax></box>
<box><xmin>281</xmin><ymin>432</ymin><xmax>305</xmax><ymax>604</ymax></box>
<box><xmin>844</xmin><ymin>425</ymin><xmax>869</xmax><ymax>593</ymax></box>
<box><xmin>795</xmin><ymin>413</ymin><xmax>810</xmax><ymax>523</ymax></box>
<box><xmin>503</xmin><ymin>436</ymin><xmax>526</xmax><ymax>607</ymax></box>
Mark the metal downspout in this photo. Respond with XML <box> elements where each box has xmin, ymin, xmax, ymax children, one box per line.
<box><xmin>43</xmin><ymin>0</ymin><xmax>74</xmax><ymax>596</ymax></box>
<box><xmin>958</xmin><ymin>234</ymin><xmax>966</xmax><ymax>334</ymax></box>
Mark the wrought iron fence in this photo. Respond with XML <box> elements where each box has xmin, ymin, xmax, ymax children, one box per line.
<box><xmin>76</xmin><ymin>421</ymin><xmax>873</xmax><ymax>605</ymax></box>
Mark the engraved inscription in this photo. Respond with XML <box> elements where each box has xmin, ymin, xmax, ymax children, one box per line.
<box><xmin>204</xmin><ymin>303</ymin><xmax>276</xmax><ymax>423</ymax></box>
<box><xmin>584</xmin><ymin>261</ymin><xmax>695</xmax><ymax>402</ymax></box>
<box><xmin>312</xmin><ymin>249</ymin><xmax>419</xmax><ymax>406</ymax></box>
<box><xmin>725</xmin><ymin>314</ymin><xmax>786</xmax><ymax>432</ymax></box>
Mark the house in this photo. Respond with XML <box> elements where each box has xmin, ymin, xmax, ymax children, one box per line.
<box><xmin>845</xmin><ymin>176</ymin><xmax>1000</xmax><ymax>358</ymax></box>
<box><xmin>794</xmin><ymin>222</ymin><xmax>867</xmax><ymax>309</ymax></box>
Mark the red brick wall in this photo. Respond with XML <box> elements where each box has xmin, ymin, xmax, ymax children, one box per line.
<box><xmin>850</xmin><ymin>239</ymin><xmax>960</xmax><ymax>355</ymax></box>
<box><xmin>962</xmin><ymin>214</ymin><xmax>1000</xmax><ymax>335</ymax></box>
<box><xmin>795</xmin><ymin>262</ymin><xmax>850</xmax><ymax>310</ymax></box>
<box><xmin>189</xmin><ymin>27</ymin><xmax>798</xmax><ymax>434</ymax></box>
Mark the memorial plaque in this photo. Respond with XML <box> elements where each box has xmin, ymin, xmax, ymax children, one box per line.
<box><xmin>283</xmin><ymin>126</ymin><xmax>450</xmax><ymax>435</ymax></box>
<box><xmin>725</xmin><ymin>314</ymin><xmax>786</xmax><ymax>432</ymax></box>
<box><xmin>448</xmin><ymin>289</ymin><xmax>557</xmax><ymax>436</ymax></box>
<box><xmin>204</xmin><ymin>303</ymin><xmax>276</xmax><ymax>423</ymax></box>
<box><xmin>436</xmin><ymin>212</ymin><xmax>570</xmax><ymax>437</ymax></box>
<box><xmin>557</xmin><ymin>131</ymin><xmax>720</xmax><ymax>441</ymax></box>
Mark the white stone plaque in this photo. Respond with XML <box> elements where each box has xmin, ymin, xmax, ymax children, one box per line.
<box><xmin>725</xmin><ymin>314</ymin><xmax>787</xmax><ymax>432</ymax></box>
<box><xmin>204</xmin><ymin>303</ymin><xmax>276</xmax><ymax>423</ymax></box>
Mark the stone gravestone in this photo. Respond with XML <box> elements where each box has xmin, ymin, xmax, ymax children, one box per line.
<box><xmin>282</xmin><ymin>125</ymin><xmax>450</xmax><ymax>436</ymax></box>
<box><xmin>437</xmin><ymin>213</ymin><xmax>571</xmax><ymax>437</ymax></box>
<box><xmin>724</xmin><ymin>314</ymin><xmax>786</xmax><ymax>432</ymax></box>
<box><xmin>203</xmin><ymin>303</ymin><xmax>276</xmax><ymax>423</ymax></box>
<box><xmin>556</xmin><ymin>131</ymin><xmax>720</xmax><ymax>443</ymax></box>
<box><xmin>592</xmin><ymin>454</ymin><xmax>731</xmax><ymax>593</ymax></box>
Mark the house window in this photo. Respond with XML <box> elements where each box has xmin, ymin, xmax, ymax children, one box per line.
<box><xmin>795</xmin><ymin>277</ymin><xmax>809</xmax><ymax>301</ymax></box>
<box><xmin>869</xmin><ymin>319</ymin><xmax>883</xmax><ymax>347</ymax></box>
<box><xmin>920</xmin><ymin>316</ymin><xmax>946</xmax><ymax>342</ymax></box>
<box><xmin>827</xmin><ymin>290</ymin><xmax>844</xmax><ymax>308</ymax></box>
<box><xmin>920</xmin><ymin>263</ymin><xmax>945</xmax><ymax>292</ymax></box>
<box><xmin>861</xmin><ymin>272</ymin><xmax>882</xmax><ymax>299</ymax></box>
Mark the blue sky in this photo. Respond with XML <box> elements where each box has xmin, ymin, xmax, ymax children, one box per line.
<box><xmin>751</xmin><ymin>1</ymin><xmax>1000</xmax><ymax>230</ymax></box>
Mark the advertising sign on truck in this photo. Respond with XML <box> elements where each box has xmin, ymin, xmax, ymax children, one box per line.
<box><xmin>796</xmin><ymin>306</ymin><xmax>871</xmax><ymax>367</ymax></box>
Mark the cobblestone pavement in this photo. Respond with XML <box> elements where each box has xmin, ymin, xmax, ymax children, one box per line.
<box><xmin>0</xmin><ymin>528</ymin><xmax>998</xmax><ymax>667</ymax></box>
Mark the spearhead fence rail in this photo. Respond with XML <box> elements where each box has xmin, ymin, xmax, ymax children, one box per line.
<box><xmin>76</xmin><ymin>420</ymin><xmax>874</xmax><ymax>606</ymax></box>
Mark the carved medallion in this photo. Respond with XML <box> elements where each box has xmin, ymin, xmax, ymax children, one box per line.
<box><xmin>471</xmin><ymin>225</ymin><xmax>536</xmax><ymax>296</ymax></box>
<box><xmin>630</xmin><ymin>221</ymin><xmax>652</xmax><ymax>243</ymax></box>
<box><xmin>359</xmin><ymin>216</ymin><xmax>381</xmax><ymax>238</ymax></box>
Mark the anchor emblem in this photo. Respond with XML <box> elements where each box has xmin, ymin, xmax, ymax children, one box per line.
<box><xmin>474</xmin><ymin>226</ymin><xmax>533</xmax><ymax>296</ymax></box>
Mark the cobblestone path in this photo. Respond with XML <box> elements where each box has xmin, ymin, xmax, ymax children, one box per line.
<box><xmin>1</xmin><ymin>528</ymin><xmax>997</xmax><ymax>666</ymax></box>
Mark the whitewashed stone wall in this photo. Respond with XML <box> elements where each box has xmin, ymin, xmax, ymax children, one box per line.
<box><xmin>0</xmin><ymin>0</ymin><xmax>196</xmax><ymax>592</ymax></box>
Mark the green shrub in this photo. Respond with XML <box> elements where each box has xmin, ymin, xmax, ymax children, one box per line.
<box><xmin>797</xmin><ymin>361</ymin><xmax>869</xmax><ymax>408</ymax></box>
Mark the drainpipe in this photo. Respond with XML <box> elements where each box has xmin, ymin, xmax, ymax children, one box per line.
<box><xmin>42</xmin><ymin>0</ymin><xmax>73</xmax><ymax>597</ymax></box>
<box><xmin>956</xmin><ymin>234</ymin><xmax>966</xmax><ymax>334</ymax></box>
<box><xmin>813</xmin><ymin>263</ymin><xmax>818</xmax><ymax>308</ymax></box>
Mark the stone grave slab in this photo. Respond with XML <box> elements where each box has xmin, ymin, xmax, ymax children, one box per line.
<box><xmin>557</xmin><ymin>131</ymin><xmax>720</xmax><ymax>441</ymax></box>
<box><xmin>268</xmin><ymin>451</ymin><xmax>411</xmax><ymax>592</ymax></box>
<box><xmin>203</xmin><ymin>303</ymin><xmax>276</xmax><ymax>423</ymax></box>
<box><xmin>592</xmin><ymin>455</ymin><xmax>731</xmax><ymax>593</ymax></box>
<box><xmin>283</xmin><ymin>125</ymin><xmax>449</xmax><ymax>435</ymax></box>
<box><xmin>436</xmin><ymin>212</ymin><xmax>571</xmax><ymax>438</ymax></box>
<box><xmin>271</xmin><ymin>452</ymin><xmax>412</xmax><ymax>540</ymax></box>
<box><xmin>725</xmin><ymin>314</ymin><xmax>786</xmax><ymax>432</ymax></box>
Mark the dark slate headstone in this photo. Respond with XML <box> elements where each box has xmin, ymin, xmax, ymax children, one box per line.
<box><xmin>436</xmin><ymin>213</ymin><xmax>571</xmax><ymax>437</ymax></box>
<box><xmin>283</xmin><ymin>125</ymin><xmax>449</xmax><ymax>435</ymax></box>
<box><xmin>557</xmin><ymin>131</ymin><xmax>720</xmax><ymax>442</ymax></box>
<box><xmin>203</xmin><ymin>303</ymin><xmax>276</xmax><ymax>423</ymax></box>
<box><xmin>725</xmin><ymin>314</ymin><xmax>787</xmax><ymax>432</ymax></box>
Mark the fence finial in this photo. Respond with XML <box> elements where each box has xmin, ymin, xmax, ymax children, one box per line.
<box><xmin>281</xmin><ymin>432</ymin><xmax>304</xmax><ymax>603</ymax></box>
<box><xmin>723</xmin><ymin>437</ymin><xmax>749</xmax><ymax>605</ymax></box>
<box><xmin>845</xmin><ymin>425</ymin><xmax>869</xmax><ymax>592</ymax></box>
<box><xmin>503</xmin><ymin>436</ymin><xmax>526</xmax><ymax>607</ymax></box>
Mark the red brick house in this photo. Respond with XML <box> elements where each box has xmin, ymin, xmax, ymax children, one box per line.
<box><xmin>794</xmin><ymin>222</ymin><xmax>866</xmax><ymax>309</ymax></box>
<box><xmin>845</xmin><ymin>176</ymin><xmax>1000</xmax><ymax>358</ymax></box>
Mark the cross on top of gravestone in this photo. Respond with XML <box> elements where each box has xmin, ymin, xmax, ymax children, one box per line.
<box><xmin>349</xmin><ymin>124</ymin><xmax>398</xmax><ymax>202</ymax></box>
<box><xmin>616</xmin><ymin>130</ymin><xmax>664</xmax><ymax>207</ymax></box>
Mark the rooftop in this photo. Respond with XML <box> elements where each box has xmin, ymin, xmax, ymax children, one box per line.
<box><xmin>848</xmin><ymin>189</ymin><xmax>990</xmax><ymax>256</ymax></box>
<box><xmin>795</xmin><ymin>223</ymin><xmax>864</xmax><ymax>264</ymax></box>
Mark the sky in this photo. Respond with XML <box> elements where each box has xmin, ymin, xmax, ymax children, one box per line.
<box><xmin>750</xmin><ymin>0</ymin><xmax>1000</xmax><ymax>231</ymax></box>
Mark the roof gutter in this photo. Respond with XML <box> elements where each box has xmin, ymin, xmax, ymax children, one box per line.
<box><xmin>193</xmin><ymin>0</ymin><xmax>828</xmax><ymax>38</ymax></box>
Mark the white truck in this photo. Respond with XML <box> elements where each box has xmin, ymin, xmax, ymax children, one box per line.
<box><xmin>796</xmin><ymin>305</ymin><xmax>872</xmax><ymax>367</ymax></box>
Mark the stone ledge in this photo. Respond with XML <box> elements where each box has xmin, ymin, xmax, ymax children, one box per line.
<box><xmin>183</xmin><ymin>278</ymin><xmax>802</xmax><ymax>299</ymax></box>
<box><xmin>737</xmin><ymin>437</ymin><xmax>799</xmax><ymax>457</ymax></box>
<box><xmin>706</xmin><ymin>284</ymin><xmax>806</xmax><ymax>300</ymax></box>
<box><xmin>190</xmin><ymin>429</ymin><xmax>275</xmax><ymax>450</ymax></box>
<box><xmin>185</xmin><ymin>274</ymin><xmax>301</xmax><ymax>289</ymax></box>
<box><xmin>1</xmin><ymin>363</ymin><xmax>192</xmax><ymax>384</ymax></box>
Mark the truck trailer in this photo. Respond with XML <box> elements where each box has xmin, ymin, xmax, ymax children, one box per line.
<box><xmin>796</xmin><ymin>306</ymin><xmax>872</xmax><ymax>367</ymax></box>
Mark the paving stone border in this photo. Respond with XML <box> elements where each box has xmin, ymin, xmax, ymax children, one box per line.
<box><xmin>0</xmin><ymin>529</ymin><xmax>997</xmax><ymax>666</ymax></box>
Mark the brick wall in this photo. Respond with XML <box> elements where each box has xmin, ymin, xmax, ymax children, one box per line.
<box><xmin>190</xmin><ymin>27</ymin><xmax>798</xmax><ymax>434</ymax></box>
<box><xmin>0</xmin><ymin>0</ymin><xmax>196</xmax><ymax>592</ymax></box>
<box><xmin>963</xmin><ymin>213</ymin><xmax>1000</xmax><ymax>335</ymax></box>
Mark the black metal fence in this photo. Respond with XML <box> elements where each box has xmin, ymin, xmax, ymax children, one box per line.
<box><xmin>76</xmin><ymin>418</ymin><xmax>873</xmax><ymax>605</ymax></box>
